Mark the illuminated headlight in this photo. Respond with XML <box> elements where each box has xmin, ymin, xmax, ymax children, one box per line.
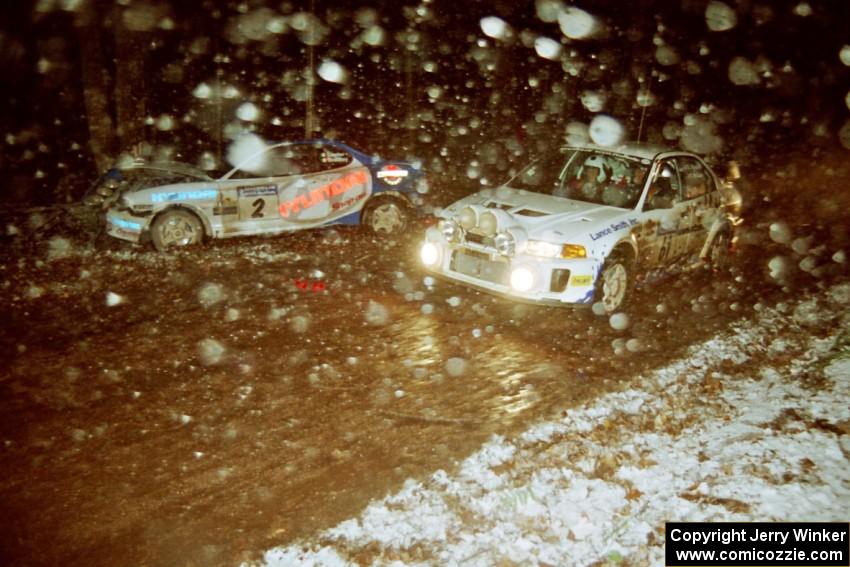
<box><xmin>439</xmin><ymin>219</ymin><xmax>461</xmax><ymax>242</ymax></box>
<box><xmin>510</xmin><ymin>266</ymin><xmax>535</xmax><ymax>292</ymax></box>
<box><xmin>494</xmin><ymin>231</ymin><xmax>516</xmax><ymax>256</ymax></box>
<box><xmin>420</xmin><ymin>242</ymin><xmax>441</xmax><ymax>266</ymax></box>
<box><xmin>526</xmin><ymin>240</ymin><xmax>563</xmax><ymax>258</ymax></box>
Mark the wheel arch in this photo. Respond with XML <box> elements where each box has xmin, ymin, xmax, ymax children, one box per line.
<box><xmin>150</xmin><ymin>204</ymin><xmax>211</xmax><ymax>240</ymax></box>
<box><xmin>608</xmin><ymin>237</ymin><xmax>638</xmax><ymax>264</ymax></box>
<box><xmin>698</xmin><ymin>217</ymin><xmax>733</xmax><ymax>260</ymax></box>
<box><xmin>361</xmin><ymin>191</ymin><xmax>413</xmax><ymax>222</ymax></box>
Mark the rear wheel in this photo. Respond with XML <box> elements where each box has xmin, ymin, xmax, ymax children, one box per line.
<box><xmin>363</xmin><ymin>197</ymin><xmax>409</xmax><ymax>235</ymax></box>
<box><xmin>596</xmin><ymin>252</ymin><xmax>632</xmax><ymax>313</ymax></box>
<box><xmin>151</xmin><ymin>209</ymin><xmax>204</xmax><ymax>251</ymax></box>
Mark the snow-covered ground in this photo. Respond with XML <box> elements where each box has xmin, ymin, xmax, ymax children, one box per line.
<box><xmin>251</xmin><ymin>283</ymin><xmax>850</xmax><ymax>567</ymax></box>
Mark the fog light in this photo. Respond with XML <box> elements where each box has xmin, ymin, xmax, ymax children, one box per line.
<box><xmin>479</xmin><ymin>211</ymin><xmax>498</xmax><ymax>236</ymax></box>
<box><xmin>510</xmin><ymin>266</ymin><xmax>535</xmax><ymax>292</ymax></box>
<box><xmin>458</xmin><ymin>206</ymin><xmax>477</xmax><ymax>230</ymax></box>
<box><xmin>420</xmin><ymin>242</ymin><xmax>440</xmax><ymax>266</ymax></box>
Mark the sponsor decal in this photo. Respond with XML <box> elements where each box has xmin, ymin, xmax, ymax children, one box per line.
<box><xmin>331</xmin><ymin>192</ymin><xmax>367</xmax><ymax>210</ymax></box>
<box><xmin>320</xmin><ymin>151</ymin><xmax>350</xmax><ymax>164</ymax></box>
<box><xmin>590</xmin><ymin>218</ymin><xmax>639</xmax><ymax>241</ymax></box>
<box><xmin>107</xmin><ymin>216</ymin><xmax>142</xmax><ymax>231</ymax></box>
<box><xmin>376</xmin><ymin>164</ymin><xmax>409</xmax><ymax>185</ymax></box>
<box><xmin>279</xmin><ymin>170</ymin><xmax>367</xmax><ymax>218</ymax></box>
<box><xmin>569</xmin><ymin>274</ymin><xmax>593</xmax><ymax>287</ymax></box>
<box><xmin>151</xmin><ymin>189</ymin><xmax>217</xmax><ymax>203</ymax></box>
<box><xmin>238</xmin><ymin>184</ymin><xmax>277</xmax><ymax>197</ymax></box>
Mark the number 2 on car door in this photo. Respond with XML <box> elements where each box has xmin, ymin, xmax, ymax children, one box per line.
<box><xmin>252</xmin><ymin>198</ymin><xmax>264</xmax><ymax>218</ymax></box>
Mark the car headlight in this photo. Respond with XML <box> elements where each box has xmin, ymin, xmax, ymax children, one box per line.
<box><xmin>494</xmin><ymin>231</ymin><xmax>516</xmax><ymax>256</ymax></box>
<box><xmin>439</xmin><ymin>219</ymin><xmax>461</xmax><ymax>242</ymax></box>
<box><xmin>526</xmin><ymin>240</ymin><xmax>563</xmax><ymax>258</ymax></box>
<box><xmin>510</xmin><ymin>266</ymin><xmax>536</xmax><ymax>292</ymax></box>
<box><xmin>420</xmin><ymin>242</ymin><xmax>441</xmax><ymax>266</ymax></box>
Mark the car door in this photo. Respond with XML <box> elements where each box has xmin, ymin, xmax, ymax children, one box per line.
<box><xmin>636</xmin><ymin>159</ymin><xmax>689</xmax><ymax>268</ymax></box>
<box><xmin>217</xmin><ymin>143</ymin><xmax>370</xmax><ymax>235</ymax></box>
<box><xmin>274</xmin><ymin>142</ymin><xmax>373</xmax><ymax>225</ymax></box>
<box><xmin>675</xmin><ymin>156</ymin><xmax>718</xmax><ymax>258</ymax></box>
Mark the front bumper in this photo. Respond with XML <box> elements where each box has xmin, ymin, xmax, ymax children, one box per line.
<box><xmin>421</xmin><ymin>238</ymin><xmax>602</xmax><ymax>305</ymax></box>
<box><xmin>105</xmin><ymin>210</ymin><xmax>148</xmax><ymax>243</ymax></box>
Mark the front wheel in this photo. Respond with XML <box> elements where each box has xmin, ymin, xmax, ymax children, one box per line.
<box><xmin>705</xmin><ymin>231</ymin><xmax>731</xmax><ymax>271</ymax></box>
<box><xmin>362</xmin><ymin>197</ymin><xmax>409</xmax><ymax>235</ymax></box>
<box><xmin>596</xmin><ymin>254</ymin><xmax>632</xmax><ymax>313</ymax></box>
<box><xmin>150</xmin><ymin>209</ymin><xmax>204</xmax><ymax>251</ymax></box>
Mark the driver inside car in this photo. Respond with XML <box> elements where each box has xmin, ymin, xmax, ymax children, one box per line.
<box><xmin>563</xmin><ymin>163</ymin><xmax>602</xmax><ymax>201</ymax></box>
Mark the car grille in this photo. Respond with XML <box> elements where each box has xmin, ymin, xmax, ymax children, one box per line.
<box><xmin>450</xmin><ymin>249</ymin><xmax>508</xmax><ymax>285</ymax></box>
<box><xmin>464</xmin><ymin>232</ymin><xmax>494</xmax><ymax>247</ymax></box>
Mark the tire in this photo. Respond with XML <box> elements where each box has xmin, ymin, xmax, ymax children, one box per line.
<box><xmin>706</xmin><ymin>231</ymin><xmax>730</xmax><ymax>271</ymax></box>
<box><xmin>150</xmin><ymin>209</ymin><xmax>204</xmax><ymax>251</ymax></box>
<box><xmin>596</xmin><ymin>252</ymin><xmax>632</xmax><ymax>313</ymax></box>
<box><xmin>362</xmin><ymin>197</ymin><xmax>409</xmax><ymax>235</ymax></box>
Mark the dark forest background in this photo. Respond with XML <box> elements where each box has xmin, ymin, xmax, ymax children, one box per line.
<box><xmin>0</xmin><ymin>0</ymin><xmax>848</xmax><ymax>206</ymax></box>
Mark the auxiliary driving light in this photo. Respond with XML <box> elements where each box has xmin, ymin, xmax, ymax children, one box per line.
<box><xmin>510</xmin><ymin>266</ymin><xmax>535</xmax><ymax>292</ymax></box>
<box><xmin>420</xmin><ymin>242</ymin><xmax>440</xmax><ymax>266</ymax></box>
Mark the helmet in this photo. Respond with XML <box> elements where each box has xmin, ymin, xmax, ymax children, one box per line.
<box><xmin>583</xmin><ymin>155</ymin><xmax>609</xmax><ymax>182</ymax></box>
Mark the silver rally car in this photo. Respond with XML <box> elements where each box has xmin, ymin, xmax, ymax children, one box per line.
<box><xmin>96</xmin><ymin>139</ymin><xmax>427</xmax><ymax>251</ymax></box>
<box><xmin>419</xmin><ymin>142</ymin><xmax>739</xmax><ymax>312</ymax></box>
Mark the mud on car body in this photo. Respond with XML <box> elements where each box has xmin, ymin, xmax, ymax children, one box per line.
<box><xmin>419</xmin><ymin>142</ymin><xmax>738</xmax><ymax>313</ymax></box>
<box><xmin>95</xmin><ymin>139</ymin><xmax>429</xmax><ymax>251</ymax></box>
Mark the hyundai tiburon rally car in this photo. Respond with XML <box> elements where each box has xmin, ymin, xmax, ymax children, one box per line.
<box><xmin>93</xmin><ymin>139</ymin><xmax>428</xmax><ymax>251</ymax></box>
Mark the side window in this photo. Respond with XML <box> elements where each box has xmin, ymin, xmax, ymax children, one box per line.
<box><xmin>230</xmin><ymin>146</ymin><xmax>314</xmax><ymax>179</ymax></box>
<box><xmin>676</xmin><ymin>157</ymin><xmax>712</xmax><ymax>200</ymax></box>
<box><xmin>644</xmin><ymin>160</ymin><xmax>681</xmax><ymax>211</ymax></box>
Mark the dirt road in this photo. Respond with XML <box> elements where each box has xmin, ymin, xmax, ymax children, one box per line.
<box><xmin>0</xmin><ymin>219</ymin><xmax>804</xmax><ymax>566</ymax></box>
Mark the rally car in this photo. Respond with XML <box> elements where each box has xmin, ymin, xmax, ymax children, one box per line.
<box><xmin>419</xmin><ymin>142</ymin><xmax>739</xmax><ymax>313</ymax></box>
<box><xmin>95</xmin><ymin>139</ymin><xmax>428</xmax><ymax>251</ymax></box>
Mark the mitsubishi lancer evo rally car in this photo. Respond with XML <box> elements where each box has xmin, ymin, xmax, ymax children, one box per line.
<box><xmin>99</xmin><ymin>139</ymin><xmax>428</xmax><ymax>251</ymax></box>
<box><xmin>419</xmin><ymin>142</ymin><xmax>738</xmax><ymax>313</ymax></box>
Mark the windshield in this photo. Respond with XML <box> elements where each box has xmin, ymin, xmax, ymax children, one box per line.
<box><xmin>509</xmin><ymin>149</ymin><xmax>649</xmax><ymax>209</ymax></box>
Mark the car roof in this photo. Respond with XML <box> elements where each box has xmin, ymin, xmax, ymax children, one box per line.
<box><xmin>562</xmin><ymin>141</ymin><xmax>681</xmax><ymax>161</ymax></box>
<box><xmin>118</xmin><ymin>160</ymin><xmax>213</xmax><ymax>179</ymax></box>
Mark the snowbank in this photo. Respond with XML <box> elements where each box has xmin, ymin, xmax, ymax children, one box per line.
<box><xmin>252</xmin><ymin>283</ymin><xmax>850</xmax><ymax>567</ymax></box>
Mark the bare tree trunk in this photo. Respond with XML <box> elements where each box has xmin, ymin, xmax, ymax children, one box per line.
<box><xmin>113</xmin><ymin>5</ymin><xmax>147</xmax><ymax>153</ymax></box>
<box><xmin>74</xmin><ymin>0</ymin><xmax>116</xmax><ymax>173</ymax></box>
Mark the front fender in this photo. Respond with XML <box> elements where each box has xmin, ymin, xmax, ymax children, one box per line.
<box><xmin>608</xmin><ymin>234</ymin><xmax>640</xmax><ymax>264</ymax></box>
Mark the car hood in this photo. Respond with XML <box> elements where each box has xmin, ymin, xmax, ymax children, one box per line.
<box><xmin>446</xmin><ymin>186</ymin><xmax>634</xmax><ymax>240</ymax></box>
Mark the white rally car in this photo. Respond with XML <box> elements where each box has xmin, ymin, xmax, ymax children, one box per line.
<box><xmin>420</xmin><ymin>142</ymin><xmax>739</xmax><ymax>312</ymax></box>
<box><xmin>97</xmin><ymin>139</ymin><xmax>428</xmax><ymax>251</ymax></box>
